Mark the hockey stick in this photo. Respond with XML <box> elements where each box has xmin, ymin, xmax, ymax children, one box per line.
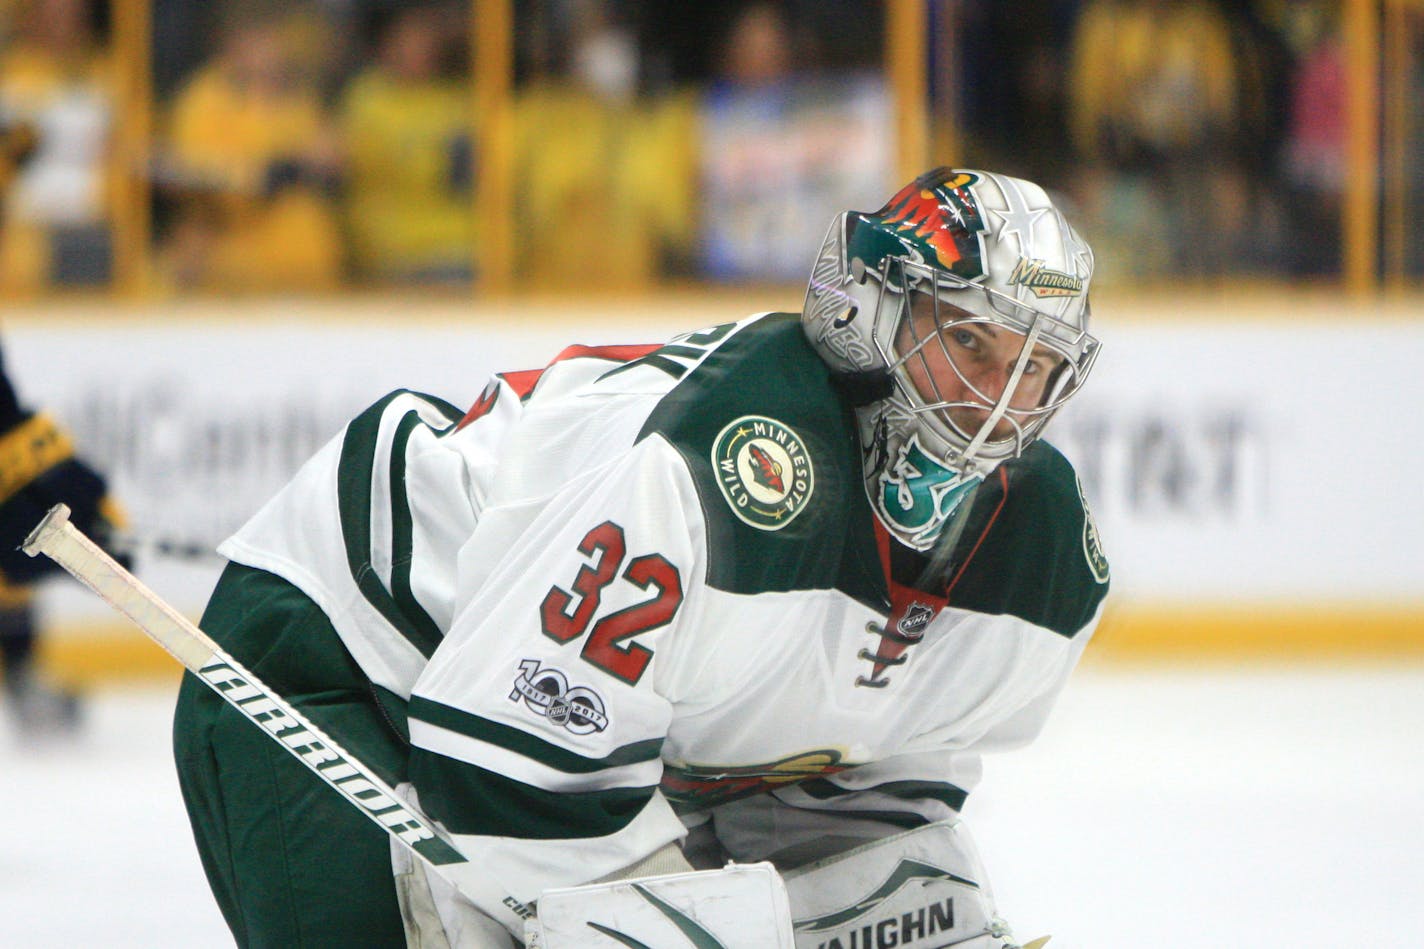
<box><xmin>21</xmin><ymin>503</ymin><xmax>534</xmax><ymax>933</ymax></box>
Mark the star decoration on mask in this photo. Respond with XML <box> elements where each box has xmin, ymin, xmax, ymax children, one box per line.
<box><xmin>1054</xmin><ymin>207</ymin><xmax>1093</xmax><ymax>275</ymax></box>
<box><xmin>988</xmin><ymin>177</ymin><xmax>1048</xmax><ymax>255</ymax></box>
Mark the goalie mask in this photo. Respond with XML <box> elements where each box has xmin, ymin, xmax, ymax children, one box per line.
<box><xmin>803</xmin><ymin>168</ymin><xmax>1100</xmax><ymax>550</ymax></box>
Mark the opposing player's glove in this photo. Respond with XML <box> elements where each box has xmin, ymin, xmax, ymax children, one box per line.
<box><xmin>782</xmin><ymin>819</ymin><xmax>1049</xmax><ymax>949</ymax></box>
<box><xmin>0</xmin><ymin>411</ymin><xmax>126</xmax><ymax>586</ymax></box>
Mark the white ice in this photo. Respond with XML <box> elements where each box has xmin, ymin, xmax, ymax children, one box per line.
<box><xmin>3</xmin><ymin>661</ymin><xmax>1422</xmax><ymax>948</ymax></box>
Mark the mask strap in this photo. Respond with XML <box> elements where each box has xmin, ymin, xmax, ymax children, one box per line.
<box><xmin>830</xmin><ymin>371</ymin><xmax>894</xmax><ymax>407</ymax></box>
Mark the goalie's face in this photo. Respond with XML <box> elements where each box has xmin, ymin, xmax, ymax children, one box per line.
<box><xmin>886</xmin><ymin>269</ymin><xmax>1083</xmax><ymax>473</ymax></box>
<box><xmin>803</xmin><ymin>168</ymin><xmax>1100</xmax><ymax>548</ymax></box>
<box><xmin>896</xmin><ymin>298</ymin><xmax>1061</xmax><ymax>442</ymax></box>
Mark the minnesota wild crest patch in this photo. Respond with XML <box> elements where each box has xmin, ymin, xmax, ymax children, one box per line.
<box><xmin>711</xmin><ymin>415</ymin><xmax>814</xmax><ymax>530</ymax></box>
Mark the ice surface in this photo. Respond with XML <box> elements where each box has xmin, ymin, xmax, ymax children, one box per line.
<box><xmin>4</xmin><ymin>663</ymin><xmax>1422</xmax><ymax>948</ymax></box>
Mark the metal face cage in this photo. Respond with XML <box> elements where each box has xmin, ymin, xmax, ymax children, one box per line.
<box><xmin>875</xmin><ymin>256</ymin><xmax>1100</xmax><ymax>475</ymax></box>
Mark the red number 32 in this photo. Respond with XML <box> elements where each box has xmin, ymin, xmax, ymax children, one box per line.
<box><xmin>538</xmin><ymin>521</ymin><xmax>683</xmax><ymax>685</ymax></box>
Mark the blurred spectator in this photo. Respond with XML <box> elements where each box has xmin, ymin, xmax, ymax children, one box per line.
<box><xmin>1279</xmin><ymin>4</ymin><xmax>1344</xmax><ymax>276</ymax></box>
<box><xmin>1069</xmin><ymin>0</ymin><xmax>1239</xmax><ymax>168</ymax></box>
<box><xmin>0</xmin><ymin>0</ymin><xmax>114</xmax><ymax>295</ymax></box>
<box><xmin>1066</xmin><ymin>0</ymin><xmax>1273</xmax><ymax>279</ymax></box>
<box><xmin>512</xmin><ymin>0</ymin><xmax>696</xmax><ymax>288</ymax></box>
<box><xmin>567</xmin><ymin>0</ymin><xmax>639</xmax><ymax>102</ymax></box>
<box><xmin>955</xmin><ymin>0</ymin><xmax>1080</xmax><ymax>183</ymax></box>
<box><xmin>156</xmin><ymin>4</ymin><xmax>343</xmax><ymax>293</ymax></box>
<box><xmin>697</xmin><ymin>1</ymin><xmax>890</xmax><ymax>282</ymax></box>
<box><xmin>717</xmin><ymin>1</ymin><xmax>794</xmax><ymax>89</ymax></box>
<box><xmin>338</xmin><ymin>2</ymin><xmax>474</xmax><ymax>285</ymax></box>
<box><xmin>631</xmin><ymin>0</ymin><xmax>881</xmax><ymax>90</ymax></box>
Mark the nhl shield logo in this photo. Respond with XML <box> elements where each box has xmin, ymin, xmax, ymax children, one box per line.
<box><xmin>711</xmin><ymin>415</ymin><xmax>814</xmax><ymax>531</ymax></box>
<box><xmin>897</xmin><ymin>602</ymin><xmax>935</xmax><ymax>640</ymax></box>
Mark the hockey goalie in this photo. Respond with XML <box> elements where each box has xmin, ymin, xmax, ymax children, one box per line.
<box><xmin>169</xmin><ymin>167</ymin><xmax>1108</xmax><ymax>948</ymax></box>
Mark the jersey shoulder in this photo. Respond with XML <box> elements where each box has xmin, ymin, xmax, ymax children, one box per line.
<box><xmin>637</xmin><ymin>314</ymin><xmax>881</xmax><ymax>604</ymax></box>
<box><xmin>943</xmin><ymin>440</ymin><xmax>1110</xmax><ymax>637</ymax></box>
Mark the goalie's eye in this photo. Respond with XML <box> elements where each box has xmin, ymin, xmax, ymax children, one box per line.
<box><xmin>950</xmin><ymin>328</ymin><xmax>977</xmax><ymax>350</ymax></box>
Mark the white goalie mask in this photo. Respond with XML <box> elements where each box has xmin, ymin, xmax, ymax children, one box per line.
<box><xmin>802</xmin><ymin>168</ymin><xmax>1100</xmax><ymax>550</ymax></box>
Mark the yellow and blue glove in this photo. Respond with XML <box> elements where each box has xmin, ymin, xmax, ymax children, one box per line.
<box><xmin>0</xmin><ymin>411</ymin><xmax>127</xmax><ymax>587</ymax></box>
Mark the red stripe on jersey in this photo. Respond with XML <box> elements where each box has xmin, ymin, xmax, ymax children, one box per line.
<box><xmin>454</xmin><ymin>381</ymin><xmax>501</xmax><ymax>431</ymax></box>
<box><xmin>864</xmin><ymin>466</ymin><xmax>1009</xmax><ymax>681</ymax></box>
<box><xmin>493</xmin><ymin>343</ymin><xmax>663</xmax><ymax>402</ymax></box>
<box><xmin>548</xmin><ymin>343</ymin><xmax>662</xmax><ymax>363</ymax></box>
<box><xmin>944</xmin><ymin>465</ymin><xmax>1010</xmax><ymax>597</ymax></box>
<box><xmin>498</xmin><ymin>368</ymin><xmax>545</xmax><ymax>400</ymax></box>
<box><xmin>869</xmin><ymin>521</ymin><xmax>947</xmax><ymax>679</ymax></box>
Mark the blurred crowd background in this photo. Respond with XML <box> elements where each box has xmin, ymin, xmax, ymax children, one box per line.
<box><xmin>0</xmin><ymin>0</ymin><xmax>1418</xmax><ymax>297</ymax></box>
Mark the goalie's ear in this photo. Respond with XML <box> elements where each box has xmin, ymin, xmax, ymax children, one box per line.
<box><xmin>781</xmin><ymin>819</ymin><xmax>1048</xmax><ymax>949</ymax></box>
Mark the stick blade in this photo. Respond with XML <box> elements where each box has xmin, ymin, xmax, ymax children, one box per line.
<box><xmin>22</xmin><ymin>503</ymin><xmax>72</xmax><ymax>557</ymax></box>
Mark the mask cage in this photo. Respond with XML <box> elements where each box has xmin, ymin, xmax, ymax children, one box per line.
<box><xmin>869</xmin><ymin>256</ymin><xmax>1100</xmax><ymax>470</ymax></box>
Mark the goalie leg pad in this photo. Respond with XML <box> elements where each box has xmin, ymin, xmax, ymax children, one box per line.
<box><xmin>526</xmin><ymin>862</ymin><xmax>796</xmax><ymax>949</ymax></box>
<box><xmin>387</xmin><ymin>783</ymin><xmax>521</xmax><ymax>948</ymax></box>
<box><xmin>782</xmin><ymin>820</ymin><xmax>1034</xmax><ymax>949</ymax></box>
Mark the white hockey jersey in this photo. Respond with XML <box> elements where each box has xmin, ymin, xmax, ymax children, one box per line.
<box><xmin>219</xmin><ymin>312</ymin><xmax>1109</xmax><ymax>919</ymax></box>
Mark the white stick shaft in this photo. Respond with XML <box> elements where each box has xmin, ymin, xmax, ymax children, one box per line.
<box><xmin>26</xmin><ymin>506</ymin><xmax>221</xmax><ymax>671</ymax></box>
<box><xmin>22</xmin><ymin>504</ymin><xmax>533</xmax><ymax>932</ymax></box>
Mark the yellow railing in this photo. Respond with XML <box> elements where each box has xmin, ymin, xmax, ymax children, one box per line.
<box><xmin>1383</xmin><ymin>0</ymin><xmax>1418</xmax><ymax>292</ymax></box>
<box><xmin>472</xmin><ymin>0</ymin><xmax>514</xmax><ymax>293</ymax></box>
<box><xmin>1344</xmin><ymin>0</ymin><xmax>1380</xmax><ymax>296</ymax></box>
<box><xmin>887</xmin><ymin>0</ymin><xmax>930</xmax><ymax>184</ymax></box>
<box><xmin>110</xmin><ymin>0</ymin><xmax>152</xmax><ymax>297</ymax></box>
